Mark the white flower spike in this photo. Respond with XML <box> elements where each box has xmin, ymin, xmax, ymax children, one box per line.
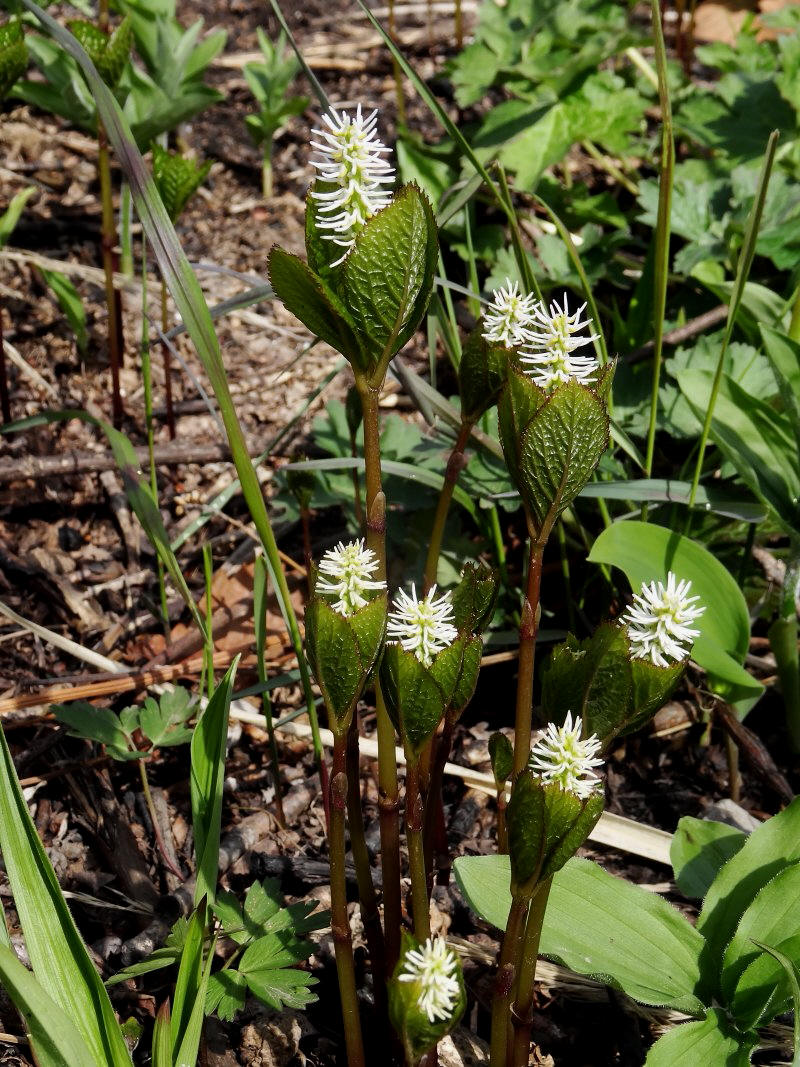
<box><xmin>519</xmin><ymin>295</ymin><xmax>600</xmax><ymax>389</ymax></box>
<box><xmin>529</xmin><ymin>712</ymin><xmax>603</xmax><ymax>799</ymax></box>
<box><xmin>482</xmin><ymin>279</ymin><xmax>539</xmax><ymax>349</ymax></box>
<box><xmin>622</xmin><ymin>571</ymin><xmax>705</xmax><ymax>668</ymax></box>
<box><xmin>386</xmin><ymin>584</ymin><xmax>458</xmax><ymax>667</ymax></box>
<box><xmin>398</xmin><ymin>937</ymin><xmax>461</xmax><ymax>1024</ymax></box>
<box><xmin>310</xmin><ymin>105</ymin><xmax>395</xmax><ymax>265</ymax></box>
<box><xmin>315</xmin><ymin>539</ymin><xmax>386</xmax><ymax>617</ymax></box>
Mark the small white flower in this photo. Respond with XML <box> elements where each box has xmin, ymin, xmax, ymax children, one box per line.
<box><xmin>386</xmin><ymin>584</ymin><xmax>458</xmax><ymax>666</ymax></box>
<box><xmin>482</xmin><ymin>279</ymin><xmax>539</xmax><ymax>349</ymax></box>
<box><xmin>622</xmin><ymin>571</ymin><xmax>705</xmax><ymax>668</ymax></box>
<box><xmin>315</xmin><ymin>539</ymin><xmax>385</xmax><ymax>616</ymax></box>
<box><xmin>398</xmin><ymin>937</ymin><xmax>461</xmax><ymax>1024</ymax></box>
<box><xmin>310</xmin><ymin>105</ymin><xmax>395</xmax><ymax>265</ymax></box>
<box><xmin>529</xmin><ymin>711</ymin><xmax>603</xmax><ymax>799</ymax></box>
<box><xmin>519</xmin><ymin>295</ymin><xmax>600</xmax><ymax>389</ymax></box>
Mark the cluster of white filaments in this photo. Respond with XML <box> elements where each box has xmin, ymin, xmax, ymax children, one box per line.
<box><xmin>482</xmin><ymin>279</ymin><xmax>540</xmax><ymax>348</ymax></box>
<box><xmin>310</xmin><ymin>105</ymin><xmax>395</xmax><ymax>265</ymax></box>
<box><xmin>315</xmin><ymin>539</ymin><xmax>386</xmax><ymax>617</ymax></box>
<box><xmin>519</xmin><ymin>297</ymin><xmax>600</xmax><ymax>388</ymax></box>
<box><xmin>529</xmin><ymin>712</ymin><xmax>604</xmax><ymax>799</ymax></box>
<box><xmin>386</xmin><ymin>584</ymin><xmax>458</xmax><ymax>667</ymax></box>
<box><xmin>481</xmin><ymin>282</ymin><xmax>600</xmax><ymax>390</ymax></box>
<box><xmin>621</xmin><ymin>571</ymin><xmax>705</xmax><ymax>668</ymax></box>
<box><xmin>398</xmin><ymin>937</ymin><xmax>461</xmax><ymax>1024</ymax></box>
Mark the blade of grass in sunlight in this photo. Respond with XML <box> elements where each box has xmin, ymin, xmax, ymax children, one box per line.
<box><xmin>18</xmin><ymin>0</ymin><xmax>325</xmax><ymax>773</ymax></box>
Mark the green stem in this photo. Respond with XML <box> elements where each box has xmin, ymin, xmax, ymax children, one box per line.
<box><xmin>98</xmin><ymin>124</ymin><xmax>123</xmax><ymax>429</ymax></box>
<box><xmin>119</xmin><ymin>181</ymin><xmax>133</xmax><ymax>277</ymax></box>
<box><xmin>254</xmin><ymin>554</ymin><xmax>286</xmax><ymax>827</ymax></box>
<box><xmin>349</xmin><ymin>426</ymin><xmax>366</xmax><ymax>532</ymax></box>
<box><xmin>161</xmin><ymin>278</ymin><xmax>176</xmax><ymax>440</ymax></box>
<box><xmin>496</xmin><ymin>785</ymin><xmax>508</xmax><ymax>854</ymax></box>
<box><xmin>580</xmin><ymin>140</ymin><xmax>639</xmax><ymax>196</ymax></box>
<box><xmin>137</xmin><ymin>758</ymin><xmax>183</xmax><ymax>881</ymax></box>
<box><xmin>512</xmin><ymin>535</ymin><xmax>545</xmax><ymax>777</ymax></box>
<box><xmin>789</xmin><ymin>285</ymin><xmax>800</xmax><ymax>343</ymax></box>
<box><xmin>358</xmin><ymin>378</ymin><xmax>401</xmax><ymax>973</ymax></box>
<box><xmin>510</xmin><ymin>878</ymin><xmax>553</xmax><ymax>1067</ymax></box>
<box><xmin>345</xmin><ymin>715</ymin><xmax>387</xmax><ymax>1010</ymax></box>
<box><xmin>423</xmin><ymin>420</ymin><xmax>472</xmax><ymax>592</ymax></box>
<box><xmin>405</xmin><ymin>757</ymin><xmax>430</xmax><ymax>942</ymax></box>
<box><xmin>642</xmin><ymin>0</ymin><xmax>675</xmax><ymax>512</ymax></box>
<box><xmin>489</xmin><ymin>893</ymin><xmax>529</xmax><ymax>1067</ymax></box>
<box><xmin>140</xmin><ymin>246</ymin><xmax>170</xmax><ymax>639</ymax></box>
<box><xmin>329</xmin><ymin>743</ymin><xmax>366</xmax><ymax>1067</ymax></box>
<box><xmin>556</xmin><ymin>520</ymin><xmax>575</xmax><ymax>633</ymax></box>
<box><xmin>388</xmin><ymin>0</ymin><xmax>406</xmax><ymax>125</ymax></box>
<box><xmin>486</xmin><ymin>503</ymin><xmax>510</xmax><ymax>588</ymax></box>
<box><xmin>422</xmin><ymin>716</ymin><xmax>454</xmax><ymax>886</ymax></box>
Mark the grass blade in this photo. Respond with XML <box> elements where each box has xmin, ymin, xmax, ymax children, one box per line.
<box><xmin>171</xmin><ymin>901</ymin><xmax>206</xmax><ymax>1055</ymax></box>
<box><xmin>19</xmin><ymin>0</ymin><xmax>325</xmax><ymax>773</ymax></box>
<box><xmin>151</xmin><ymin>1001</ymin><xmax>172</xmax><ymax>1067</ymax></box>
<box><xmin>0</xmin><ymin>724</ymin><xmax>133</xmax><ymax>1066</ymax></box>
<box><xmin>191</xmin><ymin>659</ymin><xmax>239</xmax><ymax>905</ymax></box>
<box><xmin>686</xmin><ymin>129</ymin><xmax>779</xmax><ymax>518</ymax></box>
<box><xmin>750</xmin><ymin>940</ymin><xmax>800</xmax><ymax>1066</ymax></box>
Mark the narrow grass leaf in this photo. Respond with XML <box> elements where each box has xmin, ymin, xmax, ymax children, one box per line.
<box><xmin>191</xmin><ymin>659</ymin><xmax>239</xmax><ymax>905</ymax></box>
<box><xmin>151</xmin><ymin>1001</ymin><xmax>172</xmax><ymax>1067</ymax></box>
<box><xmin>171</xmin><ymin>902</ymin><xmax>206</xmax><ymax>1057</ymax></box>
<box><xmin>0</xmin><ymin>724</ymin><xmax>133</xmax><ymax>1066</ymax></box>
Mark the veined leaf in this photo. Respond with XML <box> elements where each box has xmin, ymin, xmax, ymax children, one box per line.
<box><xmin>670</xmin><ymin>817</ymin><xmax>746</xmax><ymax>900</ymax></box>
<box><xmin>453</xmin><ymin>854</ymin><xmax>705</xmax><ymax>1014</ymax></box>
<box><xmin>644</xmin><ymin>1008</ymin><xmax>757</xmax><ymax>1066</ymax></box>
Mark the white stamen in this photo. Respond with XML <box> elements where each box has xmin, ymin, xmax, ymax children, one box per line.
<box><xmin>315</xmin><ymin>539</ymin><xmax>385</xmax><ymax>616</ymax></box>
<box><xmin>310</xmin><ymin>105</ymin><xmax>395</xmax><ymax>265</ymax></box>
<box><xmin>482</xmin><ymin>279</ymin><xmax>539</xmax><ymax>349</ymax></box>
<box><xmin>398</xmin><ymin>937</ymin><xmax>461</xmax><ymax>1024</ymax></box>
<box><xmin>519</xmin><ymin>295</ymin><xmax>600</xmax><ymax>388</ymax></box>
<box><xmin>621</xmin><ymin>571</ymin><xmax>705</xmax><ymax>668</ymax></box>
<box><xmin>386</xmin><ymin>584</ymin><xmax>458</xmax><ymax>667</ymax></box>
<box><xmin>528</xmin><ymin>711</ymin><xmax>603</xmax><ymax>799</ymax></box>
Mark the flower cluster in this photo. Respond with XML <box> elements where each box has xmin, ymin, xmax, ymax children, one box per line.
<box><xmin>529</xmin><ymin>712</ymin><xmax>603</xmax><ymax>799</ymax></box>
<box><xmin>315</xmin><ymin>539</ymin><xmax>385</xmax><ymax>616</ymax></box>
<box><xmin>310</xmin><ymin>105</ymin><xmax>395</xmax><ymax>265</ymax></box>
<box><xmin>481</xmin><ymin>281</ymin><xmax>600</xmax><ymax>389</ymax></box>
<box><xmin>398</xmin><ymin>937</ymin><xmax>461</xmax><ymax>1023</ymax></box>
<box><xmin>386</xmin><ymin>584</ymin><xmax>458</xmax><ymax>666</ymax></box>
<box><xmin>622</xmin><ymin>572</ymin><xmax>705</xmax><ymax>668</ymax></box>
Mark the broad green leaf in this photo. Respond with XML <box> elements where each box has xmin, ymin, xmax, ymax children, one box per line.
<box><xmin>488</xmin><ymin>732</ymin><xmax>513</xmax><ymax>785</ymax></box>
<box><xmin>453</xmin><ymin>855</ymin><xmax>705</xmax><ymax>1014</ymax></box>
<box><xmin>339</xmin><ymin>183</ymin><xmax>438</xmax><ymax>374</ymax></box>
<box><xmin>698</xmin><ymin>796</ymin><xmax>800</xmax><ymax>1002</ymax></box>
<box><xmin>577</xmin><ymin>479</ymin><xmax>765</xmax><ymax>523</ymax></box>
<box><xmin>451</xmin><ymin>561</ymin><xmax>498</xmax><ymax>634</ymax></box>
<box><xmin>0</xmin><ymin>944</ymin><xmax>97</xmax><ymax>1067</ymax></box>
<box><xmin>588</xmin><ymin>520</ymin><xmax>763</xmax><ymax>710</ymax></box>
<box><xmin>205</xmin><ymin>968</ymin><xmax>247</xmax><ymax>1022</ymax></box>
<box><xmin>721</xmin><ymin>863</ymin><xmax>800</xmax><ymax>1004</ymax></box>
<box><xmin>0</xmin><ymin>724</ymin><xmax>133</xmax><ymax>1066</ymax></box>
<box><xmin>459</xmin><ymin>326</ymin><xmax>509</xmax><ymax>422</ymax></box>
<box><xmin>380</xmin><ymin>643</ymin><xmax>447</xmax><ymax>754</ymax></box>
<box><xmin>735</xmin><ymin>937</ymin><xmax>800</xmax><ymax>1045</ymax></box>
<box><xmin>238</xmin><ymin>932</ymin><xmax>318</xmax><ymax>1011</ymax></box>
<box><xmin>52</xmin><ymin>700</ymin><xmax>135</xmax><ymax>760</ymax></box>
<box><xmin>305</xmin><ymin>598</ymin><xmax>371</xmax><ymax>728</ymax></box>
<box><xmin>191</xmin><ymin>660</ymin><xmax>238</xmax><ymax>904</ymax></box>
<box><xmin>644</xmin><ymin>1008</ymin><xmax>757</xmax><ymax>1066</ymax></box>
<box><xmin>670</xmin><ymin>816</ymin><xmax>746</xmax><ymax>900</ymax></box>
<box><xmin>678</xmin><ymin>368</ymin><xmax>800</xmax><ymax>537</ymax></box>
<box><xmin>138</xmin><ymin>687</ymin><xmax>195</xmax><ymax>749</ymax></box>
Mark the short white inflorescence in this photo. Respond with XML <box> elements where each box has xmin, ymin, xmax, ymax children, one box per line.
<box><xmin>386</xmin><ymin>584</ymin><xmax>458</xmax><ymax>667</ymax></box>
<box><xmin>482</xmin><ymin>279</ymin><xmax>539</xmax><ymax>349</ymax></box>
<box><xmin>519</xmin><ymin>295</ymin><xmax>600</xmax><ymax>389</ymax></box>
<box><xmin>622</xmin><ymin>571</ymin><xmax>705</xmax><ymax>668</ymax></box>
<box><xmin>529</xmin><ymin>711</ymin><xmax>604</xmax><ymax>799</ymax></box>
<box><xmin>398</xmin><ymin>937</ymin><xmax>461</xmax><ymax>1024</ymax></box>
<box><xmin>310</xmin><ymin>105</ymin><xmax>395</xmax><ymax>265</ymax></box>
<box><xmin>315</xmin><ymin>539</ymin><xmax>386</xmax><ymax>617</ymax></box>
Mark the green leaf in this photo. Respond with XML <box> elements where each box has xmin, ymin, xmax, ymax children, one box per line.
<box><xmin>138</xmin><ymin>687</ymin><xmax>195</xmax><ymax>749</ymax></box>
<box><xmin>488</xmin><ymin>732</ymin><xmax>513</xmax><ymax>786</ymax></box>
<box><xmin>0</xmin><ymin>723</ymin><xmax>133</xmax><ymax>1066</ymax></box>
<box><xmin>670</xmin><ymin>816</ymin><xmax>746</xmax><ymax>900</ymax></box>
<box><xmin>239</xmin><ymin>932</ymin><xmax>318</xmax><ymax>1011</ymax></box>
<box><xmin>151</xmin><ymin>1002</ymin><xmax>171</xmax><ymax>1067</ymax></box>
<box><xmin>451</xmin><ymin>560</ymin><xmax>499</xmax><ymax>634</ymax></box>
<box><xmin>39</xmin><ymin>268</ymin><xmax>88</xmax><ymax>356</ymax></box>
<box><xmin>644</xmin><ymin>1008</ymin><xmax>757</xmax><ymax>1066</ymax></box>
<box><xmin>0</xmin><ymin>185</ymin><xmax>35</xmax><ymax>247</ymax></box>
<box><xmin>760</xmin><ymin>325</ymin><xmax>800</xmax><ymax>447</ymax></box>
<box><xmin>339</xmin><ymin>183</ymin><xmax>438</xmax><ymax>375</ymax></box>
<box><xmin>267</xmin><ymin>246</ymin><xmax>365</xmax><ymax>368</ymax></box>
<box><xmin>173</xmin><ymin>926</ymin><xmax>215</xmax><ymax>1067</ymax></box>
<box><xmin>698</xmin><ymin>796</ymin><xmax>800</xmax><ymax>1002</ymax></box>
<box><xmin>499</xmin><ymin>370</ymin><xmax>609</xmax><ymax>535</ymax></box>
<box><xmin>721</xmin><ymin>863</ymin><xmax>800</xmax><ymax>1005</ymax></box>
<box><xmin>151</xmin><ymin>143</ymin><xmax>211</xmax><ymax>223</ymax></box>
<box><xmin>734</xmin><ymin>935</ymin><xmax>800</xmax><ymax>1036</ymax></box>
<box><xmin>190</xmin><ymin>660</ymin><xmax>238</xmax><ymax>905</ymax></box>
<box><xmin>52</xmin><ymin>700</ymin><xmax>136</xmax><ymax>760</ymax></box>
<box><xmin>305</xmin><ymin>596</ymin><xmax>382</xmax><ymax>730</ymax></box>
<box><xmin>205</xmin><ymin>968</ymin><xmax>247</xmax><ymax>1022</ymax></box>
<box><xmin>0</xmin><ymin>944</ymin><xmax>98</xmax><ymax>1067</ymax></box>
<box><xmin>380</xmin><ymin>642</ymin><xmax>447</xmax><ymax>755</ymax></box>
<box><xmin>459</xmin><ymin>326</ymin><xmax>510</xmax><ymax>422</ymax></box>
<box><xmin>171</xmin><ymin>902</ymin><xmax>205</xmax><ymax>1056</ymax></box>
<box><xmin>0</xmin><ymin>18</ymin><xmax>27</xmax><ymax>101</ymax></box>
<box><xmin>588</xmin><ymin>520</ymin><xmax>763</xmax><ymax>711</ymax></box>
<box><xmin>454</xmin><ymin>854</ymin><xmax>705</xmax><ymax>1014</ymax></box>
